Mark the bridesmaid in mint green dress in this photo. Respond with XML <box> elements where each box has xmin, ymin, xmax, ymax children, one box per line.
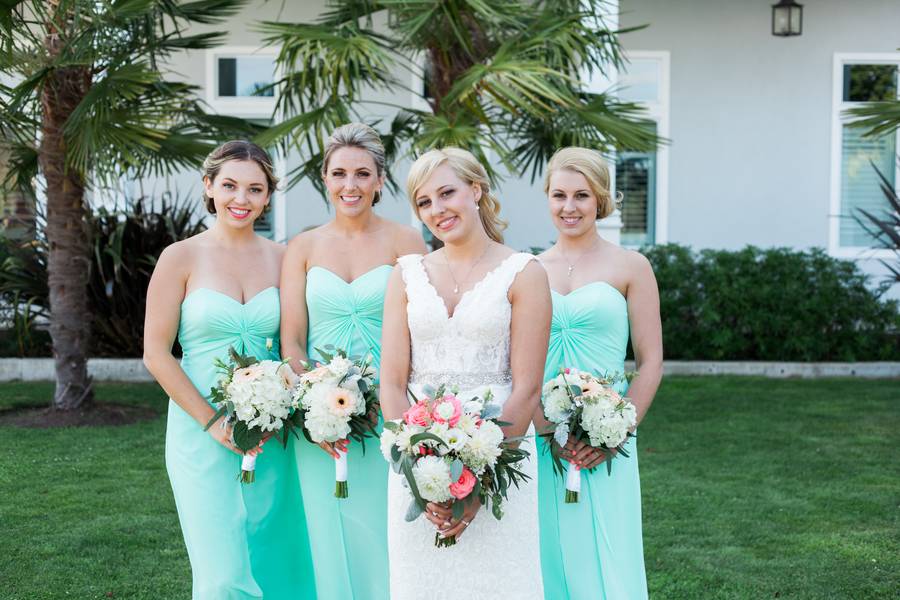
<box><xmin>534</xmin><ymin>147</ymin><xmax>663</xmax><ymax>600</ymax></box>
<box><xmin>280</xmin><ymin>123</ymin><xmax>427</xmax><ymax>600</ymax></box>
<box><xmin>144</xmin><ymin>141</ymin><xmax>316</xmax><ymax>599</ymax></box>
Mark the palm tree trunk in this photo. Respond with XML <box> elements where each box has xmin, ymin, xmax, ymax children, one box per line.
<box><xmin>40</xmin><ymin>8</ymin><xmax>93</xmax><ymax>410</ymax></box>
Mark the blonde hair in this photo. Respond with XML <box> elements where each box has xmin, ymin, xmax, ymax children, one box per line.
<box><xmin>322</xmin><ymin>122</ymin><xmax>386</xmax><ymax>205</ymax></box>
<box><xmin>544</xmin><ymin>147</ymin><xmax>616</xmax><ymax>219</ymax></box>
<box><xmin>202</xmin><ymin>141</ymin><xmax>279</xmax><ymax>214</ymax></box>
<box><xmin>406</xmin><ymin>147</ymin><xmax>507</xmax><ymax>243</ymax></box>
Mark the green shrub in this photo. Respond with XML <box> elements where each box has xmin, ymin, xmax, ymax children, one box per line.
<box><xmin>642</xmin><ymin>244</ymin><xmax>900</xmax><ymax>361</ymax></box>
<box><xmin>0</xmin><ymin>195</ymin><xmax>206</xmax><ymax>358</ymax></box>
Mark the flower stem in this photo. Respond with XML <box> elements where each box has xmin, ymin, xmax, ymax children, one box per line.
<box><xmin>334</xmin><ymin>480</ymin><xmax>348</xmax><ymax>498</ymax></box>
<box><xmin>565</xmin><ymin>490</ymin><xmax>579</xmax><ymax>503</ymax></box>
<box><xmin>434</xmin><ymin>533</ymin><xmax>457</xmax><ymax>548</ymax></box>
<box><xmin>241</xmin><ymin>470</ymin><xmax>255</xmax><ymax>484</ymax></box>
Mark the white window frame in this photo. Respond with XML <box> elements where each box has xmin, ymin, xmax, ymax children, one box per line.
<box><xmin>617</xmin><ymin>50</ymin><xmax>671</xmax><ymax>246</ymax></box>
<box><xmin>205</xmin><ymin>46</ymin><xmax>280</xmax><ymax>118</ymax></box>
<box><xmin>204</xmin><ymin>46</ymin><xmax>286</xmax><ymax>241</ymax></box>
<box><xmin>829</xmin><ymin>52</ymin><xmax>900</xmax><ymax>259</ymax></box>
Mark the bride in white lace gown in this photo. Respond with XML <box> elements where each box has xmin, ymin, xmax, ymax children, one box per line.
<box><xmin>380</xmin><ymin>148</ymin><xmax>552</xmax><ymax>600</ymax></box>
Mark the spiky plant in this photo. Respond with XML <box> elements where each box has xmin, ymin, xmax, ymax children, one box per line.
<box><xmin>0</xmin><ymin>0</ymin><xmax>260</xmax><ymax>410</ymax></box>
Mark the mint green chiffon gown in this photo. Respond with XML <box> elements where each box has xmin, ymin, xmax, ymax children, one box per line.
<box><xmin>538</xmin><ymin>282</ymin><xmax>648</xmax><ymax>600</ymax></box>
<box><xmin>165</xmin><ymin>287</ymin><xmax>317</xmax><ymax>600</ymax></box>
<box><xmin>295</xmin><ymin>266</ymin><xmax>392</xmax><ymax>600</ymax></box>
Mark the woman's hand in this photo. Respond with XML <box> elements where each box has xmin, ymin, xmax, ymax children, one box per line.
<box><xmin>207</xmin><ymin>420</ymin><xmax>241</xmax><ymax>455</ymax></box>
<box><xmin>563</xmin><ymin>435</ymin><xmax>616</xmax><ymax>471</ymax></box>
<box><xmin>424</xmin><ymin>497</ymin><xmax>482</xmax><ymax>540</ymax></box>
<box><xmin>318</xmin><ymin>439</ymin><xmax>349</xmax><ymax>459</ymax></box>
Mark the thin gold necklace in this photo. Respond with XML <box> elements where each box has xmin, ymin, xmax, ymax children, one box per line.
<box><xmin>559</xmin><ymin>238</ymin><xmax>600</xmax><ymax>277</ymax></box>
<box><xmin>444</xmin><ymin>243</ymin><xmax>492</xmax><ymax>294</ymax></box>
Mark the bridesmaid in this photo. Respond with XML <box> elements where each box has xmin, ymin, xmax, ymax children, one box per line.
<box><xmin>534</xmin><ymin>147</ymin><xmax>663</xmax><ymax>600</ymax></box>
<box><xmin>143</xmin><ymin>140</ymin><xmax>316</xmax><ymax>600</ymax></box>
<box><xmin>280</xmin><ymin>122</ymin><xmax>427</xmax><ymax>600</ymax></box>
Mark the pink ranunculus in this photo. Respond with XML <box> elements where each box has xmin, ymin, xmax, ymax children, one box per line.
<box><xmin>449</xmin><ymin>466</ymin><xmax>477</xmax><ymax>499</ymax></box>
<box><xmin>431</xmin><ymin>394</ymin><xmax>462</xmax><ymax>427</ymax></box>
<box><xmin>404</xmin><ymin>400</ymin><xmax>431</xmax><ymax>427</ymax></box>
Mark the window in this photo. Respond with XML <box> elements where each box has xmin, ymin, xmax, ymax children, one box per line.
<box><xmin>217</xmin><ymin>56</ymin><xmax>275</xmax><ymax>98</ymax></box>
<box><xmin>831</xmin><ymin>55</ymin><xmax>900</xmax><ymax>254</ymax></box>
<box><xmin>614</xmin><ymin>52</ymin><xmax>669</xmax><ymax>246</ymax></box>
<box><xmin>205</xmin><ymin>48</ymin><xmax>278</xmax><ymax>116</ymax></box>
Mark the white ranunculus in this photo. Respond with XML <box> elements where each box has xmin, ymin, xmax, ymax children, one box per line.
<box><xmin>543</xmin><ymin>385</ymin><xmax>573</xmax><ymax>423</ymax></box>
<box><xmin>412</xmin><ymin>455</ymin><xmax>453</xmax><ymax>503</ymax></box>
<box><xmin>327</xmin><ymin>356</ymin><xmax>353</xmax><ymax>379</ymax></box>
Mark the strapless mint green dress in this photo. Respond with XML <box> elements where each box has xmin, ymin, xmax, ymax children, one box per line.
<box><xmin>165</xmin><ymin>287</ymin><xmax>317</xmax><ymax>600</ymax></box>
<box><xmin>538</xmin><ymin>282</ymin><xmax>648</xmax><ymax>600</ymax></box>
<box><xmin>295</xmin><ymin>266</ymin><xmax>392</xmax><ymax>600</ymax></box>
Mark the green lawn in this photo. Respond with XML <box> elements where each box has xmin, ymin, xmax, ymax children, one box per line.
<box><xmin>1</xmin><ymin>377</ymin><xmax>897</xmax><ymax>599</ymax></box>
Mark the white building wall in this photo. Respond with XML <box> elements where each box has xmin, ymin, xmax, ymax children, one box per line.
<box><xmin>619</xmin><ymin>0</ymin><xmax>900</xmax><ymax>291</ymax></box>
<box><xmin>150</xmin><ymin>0</ymin><xmax>900</xmax><ymax>293</ymax></box>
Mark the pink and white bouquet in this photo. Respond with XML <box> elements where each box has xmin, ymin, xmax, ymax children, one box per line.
<box><xmin>541</xmin><ymin>367</ymin><xmax>637</xmax><ymax>502</ymax></box>
<box><xmin>205</xmin><ymin>346</ymin><xmax>299</xmax><ymax>483</ymax></box>
<box><xmin>381</xmin><ymin>385</ymin><xmax>531</xmax><ymax>547</ymax></box>
<box><xmin>290</xmin><ymin>346</ymin><xmax>379</xmax><ymax>498</ymax></box>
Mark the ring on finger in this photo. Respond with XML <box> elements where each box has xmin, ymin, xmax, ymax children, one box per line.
<box><xmin>461</xmin><ymin>519</ymin><xmax>470</xmax><ymax>527</ymax></box>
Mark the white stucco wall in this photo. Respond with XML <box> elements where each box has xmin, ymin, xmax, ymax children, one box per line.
<box><xmin>619</xmin><ymin>0</ymin><xmax>900</xmax><ymax>290</ymax></box>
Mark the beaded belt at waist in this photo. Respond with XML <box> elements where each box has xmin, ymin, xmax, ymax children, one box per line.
<box><xmin>408</xmin><ymin>369</ymin><xmax>512</xmax><ymax>389</ymax></box>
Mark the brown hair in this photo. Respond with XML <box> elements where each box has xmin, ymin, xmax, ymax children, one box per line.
<box><xmin>321</xmin><ymin>123</ymin><xmax>386</xmax><ymax>205</ymax></box>
<box><xmin>544</xmin><ymin>147</ymin><xmax>617</xmax><ymax>219</ymax></box>
<box><xmin>406</xmin><ymin>147</ymin><xmax>507</xmax><ymax>243</ymax></box>
<box><xmin>202</xmin><ymin>140</ymin><xmax>279</xmax><ymax>215</ymax></box>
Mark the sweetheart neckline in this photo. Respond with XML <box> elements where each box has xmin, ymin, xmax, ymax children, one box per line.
<box><xmin>182</xmin><ymin>286</ymin><xmax>278</xmax><ymax>307</ymax></box>
<box><xmin>307</xmin><ymin>264</ymin><xmax>393</xmax><ymax>285</ymax></box>
<box><xmin>551</xmin><ymin>280</ymin><xmax>626</xmax><ymax>301</ymax></box>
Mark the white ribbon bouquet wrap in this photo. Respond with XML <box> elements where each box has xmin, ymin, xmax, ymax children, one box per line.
<box><xmin>205</xmin><ymin>346</ymin><xmax>300</xmax><ymax>484</ymax></box>
<box><xmin>290</xmin><ymin>346</ymin><xmax>379</xmax><ymax>499</ymax></box>
<box><xmin>541</xmin><ymin>368</ymin><xmax>637</xmax><ymax>503</ymax></box>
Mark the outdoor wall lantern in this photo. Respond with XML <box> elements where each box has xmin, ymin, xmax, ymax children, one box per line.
<box><xmin>771</xmin><ymin>0</ymin><xmax>803</xmax><ymax>37</ymax></box>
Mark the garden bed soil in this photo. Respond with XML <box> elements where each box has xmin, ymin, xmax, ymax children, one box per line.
<box><xmin>0</xmin><ymin>403</ymin><xmax>157</xmax><ymax>428</ymax></box>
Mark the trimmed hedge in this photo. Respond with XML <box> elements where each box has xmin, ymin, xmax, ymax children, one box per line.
<box><xmin>643</xmin><ymin>245</ymin><xmax>900</xmax><ymax>361</ymax></box>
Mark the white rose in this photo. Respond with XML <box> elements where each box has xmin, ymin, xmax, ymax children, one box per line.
<box><xmin>459</xmin><ymin>420</ymin><xmax>504</xmax><ymax>473</ymax></box>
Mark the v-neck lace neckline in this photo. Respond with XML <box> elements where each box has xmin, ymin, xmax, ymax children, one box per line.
<box><xmin>416</xmin><ymin>253</ymin><xmax>519</xmax><ymax>319</ymax></box>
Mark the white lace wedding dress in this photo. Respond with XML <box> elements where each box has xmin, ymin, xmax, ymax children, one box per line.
<box><xmin>387</xmin><ymin>252</ymin><xmax>544</xmax><ymax>600</ymax></box>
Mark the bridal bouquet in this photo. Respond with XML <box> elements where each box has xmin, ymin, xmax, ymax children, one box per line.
<box><xmin>381</xmin><ymin>386</ymin><xmax>531</xmax><ymax>547</ymax></box>
<box><xmin>541</xmin><ymin>367</ymin><xmax>637</xmax><ymax>503</ymax></box>
<box><xmin>205</xmin><ymin>346</ymin><xmax>299</xmax><ymax>483</ymax></box>
<box><xmin>290</xmin><ymin>346</ymin><xmax>379</xmax><ymax>498</ymax></box>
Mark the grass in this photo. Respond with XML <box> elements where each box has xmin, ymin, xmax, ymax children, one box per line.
<box><xmin>1</xmin><ymin>377</ymin><xmax>898</xmax><ymax>599</ymax></box>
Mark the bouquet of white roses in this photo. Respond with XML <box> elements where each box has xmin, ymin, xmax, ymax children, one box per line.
<box><xmin>290</xmin><ymin>346</ymin><xmax>379</xmax><ymax>498</ymax></box>
<box><xmin>381</xmin><ymin>386</ymin><xmax>531</xmax><ymax>547</ymax></box>
<box><xmin>541</xmin><ymin>367</ymin><xmax>637</xmax><ymax>502</ymax></box>
<box><xmin>205</xmin><ymin>347</ymin><xmax>299</xmax><ymax>483</ymax></box>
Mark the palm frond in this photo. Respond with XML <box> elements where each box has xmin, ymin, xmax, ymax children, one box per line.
<box><xmin>844</xmin><ymin>100</ymin><xmax>900</xmax><ymax>139</ymax></box>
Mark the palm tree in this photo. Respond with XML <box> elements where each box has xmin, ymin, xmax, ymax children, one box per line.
<box><xmin>257</xmin><ymin>0</ymin><xmax>659</xmax><ymax>191</ymax></box>
<box><xmin>0</xmin><ymin>0</ymin><xmax>259</xmax><ymax>410</ymax></box>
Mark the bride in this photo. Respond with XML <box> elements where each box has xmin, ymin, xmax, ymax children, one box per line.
<box><xmin>380</xmin><ymin>147</ymin><xmax>551</xmax><ymax>599</ymax></box>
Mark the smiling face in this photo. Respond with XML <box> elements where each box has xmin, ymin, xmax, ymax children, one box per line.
<box><xmin>204</xmin><ymin>159</ymin><xmax>270</xmax><ymax>228</ymax></box>
<box><xmin>547</xmin><ymin>168</ymin><xmax>599</xmax><ymax>238</ymax></box>
<box><xmin>322</xmin><ymin>146</ymin><xmax>384</xmax><ymax>218</ymax></box>
<box><xmin>413</xmin><ymin>163</ymin><xmax>483</xmax><ymax>244</ymax></box>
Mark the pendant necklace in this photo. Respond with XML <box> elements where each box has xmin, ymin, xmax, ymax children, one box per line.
<box><xmin>445</xmin><ymin>243</ymin><xmax>492</xmax><ymax>294</ymax></box>
<box><xmin>560</xmin><ymin>238</ymin><xmax>600</xmax><ymax>277</ymax></box>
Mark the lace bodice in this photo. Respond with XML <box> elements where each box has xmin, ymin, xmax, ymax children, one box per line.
<box><xmin>398</xmin><ymin>252</ymin><xmax>535</xmax><ymax>389</ymax></box>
